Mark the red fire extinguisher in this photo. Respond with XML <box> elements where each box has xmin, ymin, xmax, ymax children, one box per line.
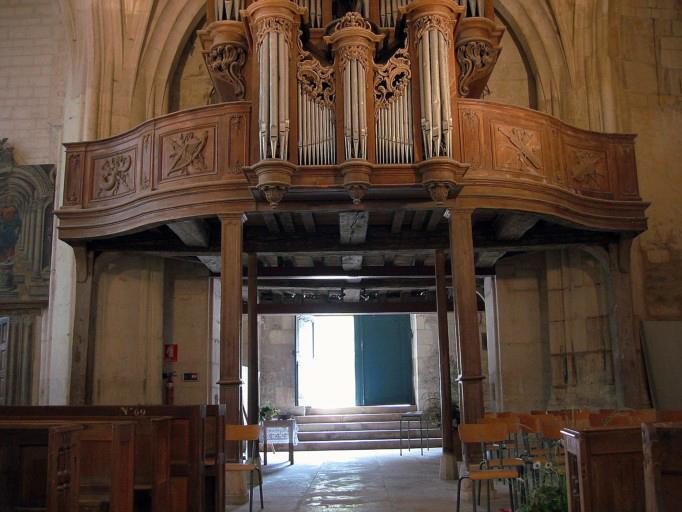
<box><xmin>164</xmin><ymin>372</ymin><xmax>176</xmax><ymax>405</ymax></box>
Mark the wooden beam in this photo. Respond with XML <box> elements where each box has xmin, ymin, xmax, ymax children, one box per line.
<box><xmin>167</xmin><ymin>219</ymin><xmax>210</xmax><ymax>247</ymax></box>
<box><xmin>219</xmin><ymin>213</ymin><xmax>244</xmax><ymax>461</ymax></box>
<box><xmin>247</xmin><ymin>254</ymin><xmax>259</xmax><ymax>424</ymax></box>
<box><xmin>411</xmin><ymin>210</ymin><xmax>427</xmax><ymax>231</ymax></box>
<box><xmin>339</xmin><ymin>211</ymin><xmax>369</xmax><ymax>244</ymax></box>
<box><xmin>278</xmin><ymin>212</ymin><xmax>296</xmax><ymax>234</ymax></box>
<box><xmin>449</xmin><ymin>210</ymin><xmax>485</xmax><ymax>429</ymax></box>
<box><xmin>341</xmin><ymin>255</ymin><xmax>363</xmax><ymax>271</ymax></box>
<box><xmin>262</xmin><ymin>213</ymin><xmax>280</xmax><ymax>234</ymax></box>
<box><xmin>426</xmin><ymin>208</ymin><xmax>445</xmax><ymax>231</ymax></box>
<box><xmin>475</xmin><ymin>251</ymin><xmax>506</xmax><ymax>269</ymax></box>
<box><xmin>299</xmin><ymin>212</ymin><xmax>316</xmax><ymax>234</ymax></box>
<box><xmin>435</xmin><ymin>250</ymin><xmax>456</xmax><ymax>477</ymax></box>
<box><xmin>197</xmin><ymin>256</ymin><xmax>221</xmax><ymax>273</ymax></box>
<box><xmin>256</xmin><ymin>302</ymin><xmax>440</xmax><ymax>314</ymax></box>
<box><xmin>391</xmin><ymin>210</ymin><xmax>406</xmax><ymax>234</ymax></box>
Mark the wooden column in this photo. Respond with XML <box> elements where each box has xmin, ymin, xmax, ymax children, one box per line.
<box><xmin>435</xmin><ymin>250</ymin><xmax>458</xmax><ymax>479</ymax></box>
<box><xmin>219</xmin><ymin>213</ymin><xmax>244</xmax><ymax>441</ymax></box>
<box><xmin>69</xmin><ymin>245</ymin><xmax>97</xmax><ymax>405</ymax></box>
<box><xmin>448</xmin><ymin>209</ymin><xmax>484</xmax><ymax>425</ymax></box>
<box><xmin>608</xmin><ymin>238</ymin><xmax>646</xmax><ymax>408</ymax></box>
<box><xmin>247</xmin><ymin>253</ymin><xmax>259</xmax><ymax>424</ymax></box>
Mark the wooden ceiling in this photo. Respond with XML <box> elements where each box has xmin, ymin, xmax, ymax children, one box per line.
<box><xmin>86</xmin><ymin>207</ymin><xmax>620</xmax><ymax>313</ymax></box>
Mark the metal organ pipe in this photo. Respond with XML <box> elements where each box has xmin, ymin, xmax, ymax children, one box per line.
<box><xmin>216</xmin><ymin>0</ymin><xmax>243</xmax><ymax>21</ymax></box>
<box><xmin>417</xmin><ymin>27</ymin><xmax>452</xmax><ymax>159</ymax></box>
<box><xmin>257</xmin><ymin>24</ymin><xmax>290</xmax><ymax>160</ymax></box>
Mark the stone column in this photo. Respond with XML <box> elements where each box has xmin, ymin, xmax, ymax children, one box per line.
<box><xmin>435</xmin><ymin>250</ymin><xmax>458</xmax><ymax>479</ymax></box>
<box><xmin>448</xmin><ymin>209</ymin><xmax>484</xmax><ymax>426</ymax></box>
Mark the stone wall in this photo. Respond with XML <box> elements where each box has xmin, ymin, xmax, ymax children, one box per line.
<box><xmin>0</xmin><ymin>0</ymin><xmax>65</xmax><ymax>166</ymax></box>
<box><xmin>259</xmin><ymin>315</ymin><xmax>297</xmax><ymax>412</ymax></box>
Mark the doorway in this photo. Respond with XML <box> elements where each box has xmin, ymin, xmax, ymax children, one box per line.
<box><xmin>295</xmin><ymin>314</ymin><xmax>414</xmax><ymax>408</ymax></box>
<box><xmin>296</xmin><ymin>315</ymin><xmax>356</xmax><ymax>407</ymax></box>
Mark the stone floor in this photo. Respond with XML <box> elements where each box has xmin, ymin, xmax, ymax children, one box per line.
<box><xmin>226</xmin><ymin>448</ymin><xmax>513</xmax><ymax>512</ymax></box>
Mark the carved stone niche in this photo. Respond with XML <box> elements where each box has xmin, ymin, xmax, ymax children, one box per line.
<box><xmin>455</xmin><ymin>16</ymin><xmax>504</xmax><ymax>99</ymax></box>
<box><xmin>417</xmin><ymin>157</ymin><xmax>470</xmax><ymax>203</ymax></box>
<box><xmin>198</xmin><ymin>21</ymin><xmax>248</xmax><ymax>102</ymax></box>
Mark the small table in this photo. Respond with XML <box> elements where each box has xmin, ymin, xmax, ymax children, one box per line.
<box><xmin>400</xmin><ymin>411</ymin><xmax>429</xmax><ymax>456</ymax></box>
<box><xmin>261</xmin><ymin>418</ymin><xmax>296</xmax><ymax>465</ymax></box>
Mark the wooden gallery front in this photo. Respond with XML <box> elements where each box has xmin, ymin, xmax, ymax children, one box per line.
<box><xmin>56</xmin><ymin>0</ymin><xmax>647</xmax><ymax>472</ymax></box>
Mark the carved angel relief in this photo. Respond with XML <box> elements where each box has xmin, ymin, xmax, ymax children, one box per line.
<box><xmin>374</xmin><ymin>46</ymin><xmax>411</xmax><ymax>110</ymax></box>
<box><xmin>457</xmin><ymin>40</ymin><xmax>500</xmax><ymax>97</ymax></box>
<box><xmin>570</xmin><ymin>148</ymin><xmax>608</xmax><ymax>191</ymax></box>
<box><xmin>167</xmin><ymin>131</ymin><xmax>209</xmax><ymax>177</ymax></box>
<box><xmin>97</xmin><ymin>154</ymin><xmax>133</xmax><ymax>199</ymax></box>
<box><xmin>205</xmin><ymin>43</ymin><xmax>247</xmax><ymax>100</ymax></box>
<box><xmin>496</xmin><ymin>126</ymin><xmax>542</xmax><ymax>173</ymax></box>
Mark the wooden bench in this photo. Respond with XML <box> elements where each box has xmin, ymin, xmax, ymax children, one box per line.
<box><xmin>0</xmin><ymin>419</ymin><xmax>135</xmax><ymax>512</ymax></box>
<box><xmin>0</xmin><ymin>422</ymin><xmax>81</xmax><ymax>512</ymax></box>
<box><xmin>0</xmin><ymin>405</ymin><xmax>225</xmax><ymax>512</ymax></box>
<box><xmin>642</xmin><ymin>422</ymin><xmax>682</xmax><ymax>512</ymax></box>
<box><xmin>0</xmin><ymin>411</ymin><xmax>171</xmax><ymax>512</ymax></box>
<box><xmin>562</xmin><ymin>425</ymin><xmax>645</xmax><ymax>512</ymax></box>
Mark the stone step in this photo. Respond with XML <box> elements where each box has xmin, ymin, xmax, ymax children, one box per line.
<box><xmin>295</xmin><ymin>438</ymin><xmax>443</xmax><ymax>451</ymax></box>
<box><xmin>297</xmin><ymin>420</ymin><xmax>404</xmax><ymax>432</ymax></box>
<box><xmin>305</xmin><ymin>405</ymin><xmax>416</xmax><ymax>415</ymax></box>
<box><xmin>296</xmin><ymin>413</ymin><xmax>409</xmax><ymax>424</ymax></box>
<box><xmin>298</xmin><ymin>428</ymin><xmax>442</xmax><ymax>442</ymax></box>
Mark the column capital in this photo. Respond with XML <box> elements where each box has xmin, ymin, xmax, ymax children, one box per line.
<box><xmin>218</xmin><ymin>212</ymin><xmax>247</xmax><ymax>224</ymax></box>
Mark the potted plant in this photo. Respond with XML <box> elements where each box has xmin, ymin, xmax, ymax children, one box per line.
<box><xmin>258</xmin><ymin>404</ymin><xmax>280</xmax><ymax>422</ymax></box>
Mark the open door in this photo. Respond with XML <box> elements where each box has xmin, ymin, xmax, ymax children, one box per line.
<box><xmin>295</xmin><ymin>315</ymin><xmax>315</xmax><ymax>406</ymax></box>
<box><xmin>355</xmin><ymin>315</ymin><xmax>414</xmax><ymax>406</ymax></box>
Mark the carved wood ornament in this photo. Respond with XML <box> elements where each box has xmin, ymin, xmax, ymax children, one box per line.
<box><xmin>167</xmin><ymin>131</ymin><xmax>209</xmax><ymax>177</ymax></box>
<box><xmin>457</xmin><ymin>39</ymin><xmax>500</xmax><ymax>96</ymax></box>
<box><xmin>204</xmin><ymin>42</ymin><xmax>247</xmax><ymax>100</ymax></box>
<box><xmin>96</xmin><ymin>154</ymin><xmax>132</xmax><ymax>198</ymax></box>
<box><xmin>374</xmin><ymin>46</ymin><xmax>411</xmax><ymax>110</ymax></box>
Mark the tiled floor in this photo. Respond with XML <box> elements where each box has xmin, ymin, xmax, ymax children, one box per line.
<box><xmin>227</xmin><ymin>448</ymin><xmax>513</xmax><ymax>512</ymax></box>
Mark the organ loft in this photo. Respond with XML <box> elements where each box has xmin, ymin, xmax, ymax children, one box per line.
<box><xmin>2</xmin><ymin>1</ymin><xmax>679</xmax><ymax>511</ymax></box>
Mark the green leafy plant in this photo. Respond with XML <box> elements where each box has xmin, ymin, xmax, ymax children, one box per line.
<box><xmin>518</xmin><ymin>479</ymin><xmax>568</xmax><ymax>512</ymax></box>
<box><xmin>258</xmin><ymin>404</ymin><xmax>280</xmax><ymax>421</ymax></box>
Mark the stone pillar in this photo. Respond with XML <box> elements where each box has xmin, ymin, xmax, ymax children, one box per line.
<box><xmin>435</xmin><ymin>250</ymin><xmax>458</xmax><ymax>479</ymax></box>
<box><xmin>448</xmin><ymin>209</ymin><xmax>484</xmax><ymax>426</ymax></box>
<box><xmin>247</xmin><ymin>253</ymin><xmax>259</xmax><ymax>425</ymax></box>
<box><xmin>69</xmin><ymin>246</ymin><xmax>96</xmax><ymax>405</ymax></box>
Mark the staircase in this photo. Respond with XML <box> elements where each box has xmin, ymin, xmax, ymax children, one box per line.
<box><xmin>295</xmin><ymin>405</ymin><xmax>442</xmax><ymax>451</ymax></box>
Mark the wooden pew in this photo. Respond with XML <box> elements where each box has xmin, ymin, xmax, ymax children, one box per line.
<box><xmin>642</xmin><ymin>422</ymin><xmax>682</xmax><ymax>512</ymax></box>
<box><xmin>0</xmin><ymin>405</ymin><xmax>225</xmax><ymax>512</ymax></box>
<box><xmin>0</xmin><ymin>422</ymin><xmax>81</xmax><ymax>512</ymax></box>
<box><xmin>562</xmin><ymin>425</ymin><xmax>645</xmax><ymax>512</ymax></box>
<box><xmin>0</xmin><ymin>409</ymin><xmax>171</xmax><ymax>512</ymax></box>
<box><xmin>0</xmin><ymin>419</ymin><xmax>135</xmax><ymax>512</ymax></box>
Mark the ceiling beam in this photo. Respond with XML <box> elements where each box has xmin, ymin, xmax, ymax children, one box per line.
<box><xmin>167</xmin><ymin>219</ymin><xmax>210</xmax><ymax>248</ymax></box>
<box><xmin>278</xmin><ymin>212</ymin><xmax>296</xmax><ymax>234</ymax></box>
<box><xmin>262</xmin><ymin>213</ymin><xmax>280</xmax><ymax>234</ymax></box>
<box><xmin>411</xmin><ymin>210</ymin><xmax>427</xmax><ymax>231</ymax></box>
<box><xmin>391</xmin><ymin>210</ymin><xmax>406</xmax><ymax>234</ymax></box>
<box><xmin>339</xmin><ymin>211</ymin><xmax>369</xmax><ymax>245</ymax></box>
<box><xmin>495</xmin><ymin>213</ymin><xmax>540</xmax><ymax>240</ymax></box>
<box><xmin>254</xmin><ymin>302</ymin><xmax>441</xmax><ymax>315</ymax></box>
<box><xmin>299</xmin><ymin>212</ymin><xmax>316</xmax><ymax>234</ymax></box>
<box><xmin>426</xmin><ymin>208</ymin><xmax>445</xmax><ymax>231</ymax></box>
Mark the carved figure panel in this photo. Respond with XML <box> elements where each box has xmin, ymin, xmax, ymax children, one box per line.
<box><xmin>493</xmin><ymin>123</ymin><xmax>543</xmax><ymax>175</ymax></box>
<box><xmin>92</xmin><ymin>151</ymin><xmax>136</xmax><ymax>201</ymax></box>
<box><xmin>227</xmin><ymin>114</ymin><xmax>249</xmax><ymax>174</ymax></box>
<box><xmin>460</xmin><ymin>109</ymin><xmax>482</xmax><ymax>168</ymax></box>
<box><xmin>160</xmin><ymin>127</ymin><xmax>216</xmax><ymax>182</ymax></box>
<box><xmin>566</xmin><ymin>145</ymin><xmax>610</xmax><ymax>195</ymax></box>
<box><xmin>65</xmin><ymin>153</ymin><xmax>84</xmax><ymax>206</ymax></box>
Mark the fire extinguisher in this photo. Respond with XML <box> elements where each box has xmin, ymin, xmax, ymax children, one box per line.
<box><xmin>164</xmin><ymin>371</ymin><xmax>176</xmax><ymax>405</ymax></box>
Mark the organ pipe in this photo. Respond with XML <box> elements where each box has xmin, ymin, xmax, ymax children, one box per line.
<box><xmin>215</xmin><ymin>0</ymin><xmax>243</xmax><ymax>21</ymax></box>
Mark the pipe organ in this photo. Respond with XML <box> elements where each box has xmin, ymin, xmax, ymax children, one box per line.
<box><xmin>199</xmin><ymin>0</ymin><xmax>501</xmax><ymax>204</ymax></box>
<box><xmin>374</xmin><ymin>46</ymin><xmax>414</xmax><ymax>164</ymax></box>
<box><xmin>297</xmin><ymin>38</ymin><xmax>336</xmax><ymax>165</ymax></box>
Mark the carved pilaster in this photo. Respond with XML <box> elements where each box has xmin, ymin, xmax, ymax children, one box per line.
<box><xmin>455</xmin><ymin>17</ymin><xmax>504</xmax><ymax>99</ymax></box>
<box><xmin>199</xmin><ymin>21</ymin><xmax>249</xmax><ymax>102</ymax></box>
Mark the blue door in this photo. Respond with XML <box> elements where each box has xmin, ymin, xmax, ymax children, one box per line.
<box><xmin>354</xmin><ymin>315</ymin><xmax>414</xmax><ymax>405</ymax></box>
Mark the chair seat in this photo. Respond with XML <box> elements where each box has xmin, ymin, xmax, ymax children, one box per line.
<box><xmin>488</xmin><ymin>457</ymin><xmax>525</xmax><ymax>467</ymax></box>
<box><xmin>225</xmin><ymin>463</ymin><xmax>259</xmax><ymax>471</ymax></box>
<box><xmin>468</xmin><ymin>468</ymin><xmax>518</xmax><ymax>480</ymax></box>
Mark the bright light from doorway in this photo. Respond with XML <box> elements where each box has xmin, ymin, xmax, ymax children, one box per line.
<box><xmin>298</xmin><ymin>315</ymin><xmax>356</xmax><ymax>407</ymax></box>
